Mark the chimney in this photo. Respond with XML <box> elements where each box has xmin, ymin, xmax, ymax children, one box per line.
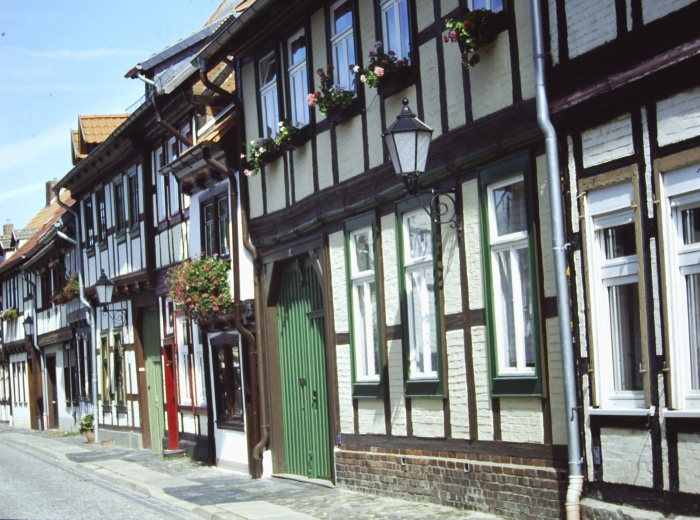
<box><xmin>46</xmin><ymin>179</ymin><xmax>58</xmax><ymax>206</ymax></box>
<box><xmin>3</xmin><ymin>223</ymin><xmax>13</xmax><ymax>237</ymax></box>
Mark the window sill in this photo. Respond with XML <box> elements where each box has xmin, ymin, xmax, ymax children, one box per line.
<box><xmin>662</xmin><ymin>409</ymin><xmax>700</xmax><ymax>418</ymax></box>
<box><xmin>376</xmin><ymin>67</ymin><xmax>416</xmax><ymax>98</ymax></box>
<box><xmin>129</xmin><ymin>227</ymin><xmax>140</xmax><ymax>239</ymax></box>
<box><xmin>216</xmin><ymin>421</ymin><xmax>245</xmax><ymax>432</ymax></box>
<box><xmin>98</xmin><ymin>241</ymin><xmax>108</xmax><ymax>253</ymax></box>
<box><xmin>352</xmin><ymin>380</ymin><xmax>384</xmax><ymax>399</ymax></box>
<box><xmin>85</xmin><ymin>247</ymin><xmax>96</xmax><ymax>258</ymax></box>
<box><xmin>588</xmin><ymin>407</ymin><xmax>651</xmax><ymax>416</ymax></box>
<box><xmin>405</xmin><ymin>378</ymin><xmax>443</xmax><ymax>398</ymax></box>
<box><xmin>115</xmin><ymin>231</ymin><xmax>127</xmax><ymax>245</ymax></box>
<box><xmin>491</xmin><ymin>375</ymin><xmax>542</xmax><ymax>397</ymax></box>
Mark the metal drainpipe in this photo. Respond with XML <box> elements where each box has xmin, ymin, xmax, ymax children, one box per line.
<box><xmin>197</xmin><ymin>55</ymin><xmax>267</xmax><ymax>478</ymax></box>
<box><xmin>55</xmin><ymin>189</ymin><xmax>99</xmax><ymax>442</ymax></box>
<box><xmin>530</xmin><ymin>1</ymin><xmax>583</xmax><ymax>518</ymax></box>
<box><xmin>21</xmin><ymin>267</ymin><xmax>45</xmax><ymax>430</ymax></box>
<box><xmin>149</xmin><ymin>86</ymin><xmax>194</xmax><ymax>148</ymax></box>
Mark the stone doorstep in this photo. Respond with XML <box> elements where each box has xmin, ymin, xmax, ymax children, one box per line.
<box><xmin>581</xmin><ymin>498</ymin><xmax>700</xmax><ymax>520</ymax></box>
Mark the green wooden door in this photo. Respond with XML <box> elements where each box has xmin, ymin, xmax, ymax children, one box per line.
<box><xmin>143</xmin><ymin>308</ymin><xmax>164</xmax><ymax>454</ymax></box>
<box><xmin>277</xmin><ymin>259</ymin><xmax>332</xmax><ymax>480</ymax></box>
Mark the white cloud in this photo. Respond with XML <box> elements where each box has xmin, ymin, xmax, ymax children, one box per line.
<box><xmin>0</xmin><ymin>181</ymin><xmax>46</xmax><ymax>203</ymax></box>
<box><xmin>0</xmin><ymin>123</ymin><xmax>70</xmax><ymax>174</ymax></box>
<box><xmin>4</xmin><ymin>46</ymin><xmax>143</xmax><ymax>60</ymax></box>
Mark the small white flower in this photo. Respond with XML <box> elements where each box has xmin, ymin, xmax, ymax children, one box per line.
<box><xmin>360</xmin><ymin>74</ymin><xmax>366</xmax><ymax>83</ymax></box>
<box><xmin>259</xmin><ymin>147</ymin><xmax>264</xmax><ymax>153</ymax></box>
<box><xmin>240</xmin><ymin>153</ymin><xmax>245</xmax><ymax>159</ymax></box>
<box><xmin>352</xmin><ymin>65</ymin><xmax>360</xmax><ymax>73</ymax></box>
<box><xmin>278</xmin><ymin>121</ymin><xmax>284</xmax><ymax>127</ymax></box>
<box><xmin>250</xmin><ymin>140</ymin><xmax>255</xmax><ymax>145</ymax></box>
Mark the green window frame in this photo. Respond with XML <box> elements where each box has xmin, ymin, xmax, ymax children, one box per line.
<box><xmin>345</xmin><ymin>212</ymin><xmax>384</xmax><ymax>398</ymax></box>
<box><xmin>479</xmin><ymin>154</ymin><xmax>543</xmax><ymax>397</ymax></box>
<box><xmin>397</xmin><ymin>197</ymin><xmax>443</xmax><ymax>397</ymax></box>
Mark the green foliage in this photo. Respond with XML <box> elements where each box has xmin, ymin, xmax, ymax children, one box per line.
<box><xmin>357</xmin><ymin>41</ymin><xmax>409</xmax><ymax>89</ymax></box>
<box><xmin>79</xmin><ymin>413</ymin><xmax>94</xmax><ymax>433</ymax></box>
<box><xmin>51</xmin><ymin>273</ymin><xmax>80</xmax><ymax>305</ymax></box>
<box><xmin>166</xmin><ymin>255</ymin><xmax>234</xmax><ymax>324</ymax></box>
<box><xmin>443</xmin><ymin>8</ymin><xmax>495</xmax><ymax>68</ymax></box>
<box><xmin>1</xmin><ymin>307</ymin><xmax>18</xmax><ymax>322</ymax></box>
<box><xmin>242</xmin><ymin>137</ymin><xmax>281</xmax><ymax>177</ymax></box>
<box><xmin>307</xmin><ymin>65</ymin><xmax>354</xmax><ymax>116</ymax></box>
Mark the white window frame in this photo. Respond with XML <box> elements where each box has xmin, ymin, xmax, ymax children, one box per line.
<box><xmin>349</xmin><ymin>226</ymin><xmax>379</xmax><ymax>382</ymax></box>
<box><xmin>179</xmin><ymin>120</ymin><xmax>192</xmax><ymax>210</ymax></box>
<box><xmin>661</xmin><ymin>164</ymin><xmax>700</xmax><ymax>410</ymax></box>
<box><xmin>167</xmin><ymin>136</ymin><xmax>180</xmax><ymax>217</ymax></box>
<box><xmin>330</xmin><ymin>0</ymin><xmax>356</xmax><ymax>92</ymax></box>
<box><xmin>176</xmin><ymin>314</ymin><xmax>192</xmax><ymax>405</ymax></box>
<box><xmin>585</xmin><ymin>182</ymin><xmax>645</xmax><ymax>410</ymax></box>
<box><xmin>287</xmin><ymin>29</ymin><xmax>309</xmax><ymax>128</ymax></box>
<box><xmin>259</xmin><ymin>52</ymin><xmax>279</xmax><ymax>139</ymax></box>
<box><xmin>468</xmin><ymin>0</ymin><xmax>504</xmax><ymax>12</ymax></box>
<box><xmin>486</xmin><ymin>175</ymin><xmax>536</xmax><ymax>377</ymax></box>
<box><xmin>154</xmin><ymin>144</ymin><xmax>167</xmax><ymax>223</ymax></box>
<box><xmin>402</xmin><ymin>208</ymin><xmax>438</xmax><ymax>380</ymax></box>
<box><xmin>380</xmin><ymin>0</ymin><xmax>411</xmax><ymax>62</ymax></box>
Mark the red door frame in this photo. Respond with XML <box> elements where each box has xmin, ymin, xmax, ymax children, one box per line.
<box><xmin>163</xmin><ymin>344</ymin><xmax>179</xmax><ymax>451</ymax></box>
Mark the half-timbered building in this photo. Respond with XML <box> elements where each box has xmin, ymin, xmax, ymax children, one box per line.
<box><xmin>546</xmin><ymin>0</ymin><xmax>700</xmax><ymax>516</ymax></box>
<box><xmin>194</xmin><ymin>0</ymin><xmax>571</xmax><ymax>517</ymax></box>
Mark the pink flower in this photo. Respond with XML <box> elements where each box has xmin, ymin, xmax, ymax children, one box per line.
<box><xmin>449</xmin><ymin>30</ymin><xmax>457</xmax><ymax>40</ymax></box>
<box><xmin>244</xmin><ymin>169</ymin><xmax>252</xmax><ymax>176</ymax></box>
<box><xmin>396</xmin><ymin>60</ymin><xmax>405</xmax><ymax>69</ymax></box>
<box><xmin>314</xmin><ymin>92</ymin><xmax>321</xmax><ymax>99</ymax></box>
<box><xmin>374</xmin><ymin>41</ymin><xmax>382</xmax><ymax>48</ymax></box>
<box><xmin>368</xmin><ymin>51</ymin><xmax>375</xmax><ymax>58</ymax></box>
<box><xmin>202</xmin><ymin>293</ymin><xmax>208</xmax><ymax>298</ymax></box>
<box><xmin>381</xmin><ymin>59</ymin><xmax>388</xmax><ymax>65</ymax></box>
<box><xmin>307</xmin><ymin>93</ymin><xmax>317</xmax><ymax>107</ymax></box>
<box><xmin>327</xmin><ymin>64</ymin><xmax>334</xmax><ymax>70</ymax></box>
<box><xmin>374</xmin><ymin>66</ymin><xmax>385</xmax><ymax>77</ymax></box>
<box><xmin>388</xmin><ymin>50</ymin><xmax>395</xmax><ymax>56</ymax></box>
<box><xmin>317</xmin><ymin>68</ymin><xmax>324</xmax><ymax>75</ymax></box>
<box><xmin>213</xmin><ymin>306</ymin><xmax>220</xmax><ymax>312</ymax></box>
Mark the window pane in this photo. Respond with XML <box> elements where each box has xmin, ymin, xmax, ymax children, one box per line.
<box><xmin>399</xmin><ymin>0</ymin><xmax>410</xmax><ymax>60</ymax></box>
<box><xmin>384</xmin><ymin>6</ymin><xmax>398</xmax><ymax>55</ymax></box>
<box><xmin>230</xmin><ymin>344</ymin><xmax>243</xmax><ymax>419</ymax></box>
<box><xmin>355</xmin><ymin>282</ymin><xmax>378</xmax><ymax>379</ymax></box>
<box><xmin>473</xmin><ymin>0</ymin><xmax>487</xmax><ymax>9</ymax></box>
<box><xmin>491</xmin><ymin>0</ymin><xmax>504</xmax><ymax>12</ymax></box>
<box><xmin>686</xmin><ymin>273</ymin><xmax>700</xmax><ymax>390</ymax></box>
<box><xmin>353</xmin><ymin>230</ymin><xmax>373</xmax><ymax>272</ymax></box>
<box><xmin>260</xmin><ymin>55</ymin><xmax>276</xmax><ymax>86</ymax></box>
<box><xmin>604</xmin><ymin>223</ymin><xmax>636</xmax><ymax>259</ymax></box>
<box><xmin>218</xmin><ymin>198</ymin><xmax>230</xmax><ymax>256</ymax></box>
<box><xmin>410</xmin><ymin>271</ymin><xmax>425</xmax><ymax>373</ymax></box>
<box><xmin>492</xmin><ymin>180</ymin><xmax>526</xmax><ymax>236</ymax></box>
<box><xmin>335</xmin><ymin>43</ymin><xmax>348</xmax><ymax>90</ymax></box>
<box><xmin>608</xmin><ymin>283</ymin><xmax>643</xmax><ymax>391</ymax></box>
<box><xmin>204</xmin><ymin>203</ymin><xmax>214</xmax><ymax>257</ymax></box>
<box><xmin>290</xmin><ymin>33</ymin><xmax>306</xmax><ymax>65</ymax></box>
<box><xmin>348</xmin><ymin>35</ymin><xmax>356</xmax><ymax>89</ymax></box>
<box><xmin>682</xmin><ymin>207</ymin><xmax>700</xmax><ymax>245</ymax></box>
<box><xmin>334</xmin><ymin>1</ymin><xmax>353</xmax><ymax>34</ymax></box>
<box><xmin>406</xmin><ymin>211</ymin><xmax>432</xmax><ymax>260</ymax></box>
<box><xmin>496</xmin><ymin>251</ymin><xmax>517</xmax><ymax>368</ymax></box>
<box><xmin>517</xmin><ymin>247</ymin><xmax>535</xmax><ymax>367</ymax></box>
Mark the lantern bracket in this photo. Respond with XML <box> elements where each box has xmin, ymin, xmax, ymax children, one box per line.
<box><xmin>101</xmin><ymin>307</ymin><xmax>128</xmax><ymax>328</ymax></box>
<box><xmin>402</xmin><ymin>173</ymin><xmax>462</xmax><ymax>234</ymax></box>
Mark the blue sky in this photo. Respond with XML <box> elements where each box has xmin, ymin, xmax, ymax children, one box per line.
<box><xmin>0</xmin><ymin>0</ymin><xmax>223</xmax><ymax>229</ymax></box>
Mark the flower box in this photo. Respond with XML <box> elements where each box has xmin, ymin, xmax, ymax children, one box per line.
<box><xmin>281</xmin><ymin>129</ymin><xmax>309</xmax><ymax>151</ymax></box>
<box><xmin>1</xmin><ymin>308</ymin><xmax>18</xmax><ymax>322</ymax></box>
<box><xmin>261</xmin><ymin>148</ymin><xmax>284</xmax><ymax>166</ymax></box>
<box><xmin>326</xmin><ymin>104</ymin><xmax>354</xmax><ymax>125</ymax></box>
<box><xmin>377</xmin><ymin>67</ymin><xmax>413</xmax><ymax>98</ymax></box>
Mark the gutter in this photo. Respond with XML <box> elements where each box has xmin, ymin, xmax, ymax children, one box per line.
<box><xmin>21</xmin><ymin>261</ymin><xmax>45</xmax><ymax>430</ymax></box>
<box><xmin>55</xmin><ymin>188</ymin><xmax>99</xmax><ymax>443</ymax></box>
<box><xmin>197</xmin><ymin>56</ymin><xmax>267</xmax><ymax>479</ymax></box>
<box><xmin>530</xmin><ymin>1</ymin><xmax>583</xmax><ymax>518</ymax></box>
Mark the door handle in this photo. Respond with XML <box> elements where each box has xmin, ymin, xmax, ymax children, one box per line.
<box><xmin>312</xmin><ymin>390</ymin><xmax>318</xmax><ymax>411</ymax></box>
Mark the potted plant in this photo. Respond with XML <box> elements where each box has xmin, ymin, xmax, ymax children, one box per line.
<box><xmin>1</xmin><ymin>308</ymin><xmax>18</xmax><ymax>322</ymax></box>
<box><xmin>443</xmin><ymin>8</ymin><xmax>496</xmax><ymax>68</ymax></box>
<box><xmin>276</xmin><ymin>121</ymin><xmax>308</xmax><ymax>151</ymax></box>
<box><xmin>356</xmin><ymin>41</ymin><xmax>411</xmax><ymax>97</ymax></box>
<box><xmin>242</xmin><ymin>137</ymin><xmax>283</xmax><ymax>177</ymax></box>
<box><xmin>51</xmin><ymin>273</ymin><xmax>80</xmax><ymax>305</ymax></box>
<box><xmin>166</xmin><ymin>254</ymin><xmax>234</xmax><ymax>327</ymax></box>
<box><xmin>79</xmin><ymin>413</ymin><xmax>95</xmax><ymax>443</ymax></box>
<box><xmin>307</xmin><ymin>65</ymin><xmax>355</xmax><ymax>124</ymax></box>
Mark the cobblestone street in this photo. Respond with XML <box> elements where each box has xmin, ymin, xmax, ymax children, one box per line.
<box><xmin>0</xmin><ymin>425</ymin><xmax>501</xmax><ymax>520</ymax></box>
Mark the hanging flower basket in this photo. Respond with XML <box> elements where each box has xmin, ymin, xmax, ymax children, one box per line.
<box><xmin>1</xmin><ymin>308</ymin><xmax>18</xmax><ymax>322</ymax></box>
<box><xmin>242</xmin><ymin>137</ymin><xmax>283</xmax><ymax>177</ymax></box>
<box><xmin>326</xmin><ymin>104</ymin><xmax>354</xmax><ymax>125</ymax></box>
<box><xmin>166</xmin><ymin>255</ymin><xmax>234</xmax><ymax>327</ymax></box>
<box><xmin>376</xmin><ymin>67</ymin><xmax>413</xmax><ymax>98</ymax></box>
<box><xmin>277</xmin><ymin>123</ymin><xmax>309</xmax><ymax>151</ymax></box>
<box><xmin>307</xmin><ymin>65</ymin><xmax>354</xmax><ymax>120</ymax></box>
<box><xmin>443</xmin><ymin>8</ymin><xmax>497</xmax><ymax>68</ymax></box>
<box><xmin>51</xmin><ymin>273</ymin><xmax>80</xmax><ymax>305</ymax></box>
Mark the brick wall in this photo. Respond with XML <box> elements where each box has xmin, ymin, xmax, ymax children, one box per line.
<box><xmin>581</xmin><ymin>114</ymin><xmax>634</xmax><ymax>168</ymax></box>
<box><xmin>336</xmin><ymin>445</ymin><xmax>566</xmax><ymax>519</ymax></box>
<box><xmin>677</xmin><ymin>433</ymin><xmax>700</xmax><ymax>494</ymax></box>
<box><xmin>642</xmin><ymin>0</ymin><xmax>695</xmax><ymax>23</ymax></box>
<box><xmin>600</xmin><ymin>427</ymin><xmax>653</xmax><ymax>488</ymax></box>
<box><xmin>566</xmin><ymin>0</ymin><xmax>617</xmax><ymax>58</ymax></box>
<box><xmin>656</xmin><ymin>87</ymin><xmax>700</xmax><ymax>147</ymax></box>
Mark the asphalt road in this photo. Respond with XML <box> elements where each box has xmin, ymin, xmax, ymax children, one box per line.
<box><xmin>0</xmin><ymin>440</ymin><xmax>197</xmax><ymax>520</ymax></box>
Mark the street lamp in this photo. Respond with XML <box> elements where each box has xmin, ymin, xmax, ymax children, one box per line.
<box><xmin>382</xmin><ymin>98</ymin><xmax>461</xmax><ymax>231</ymax></box>
<box><xmin>23</xmin><ymin>315</ymin><xmax>34</xmax><ymax>338</ymax></box>
<box><xmin>95</xmin><ymin>270</ymin><xmax>128</xmax><ymax>327</ymax></box>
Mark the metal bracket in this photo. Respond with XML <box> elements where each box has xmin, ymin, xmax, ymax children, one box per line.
<box><xmin>101</xmin><ymin>308</ymin><xmax>128</xmax><ymax>327</ymax></box>
<box><xmin>402</xmin><ymin>173</ymin><xmax>462</xmax><ymax>233</ymax></box>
